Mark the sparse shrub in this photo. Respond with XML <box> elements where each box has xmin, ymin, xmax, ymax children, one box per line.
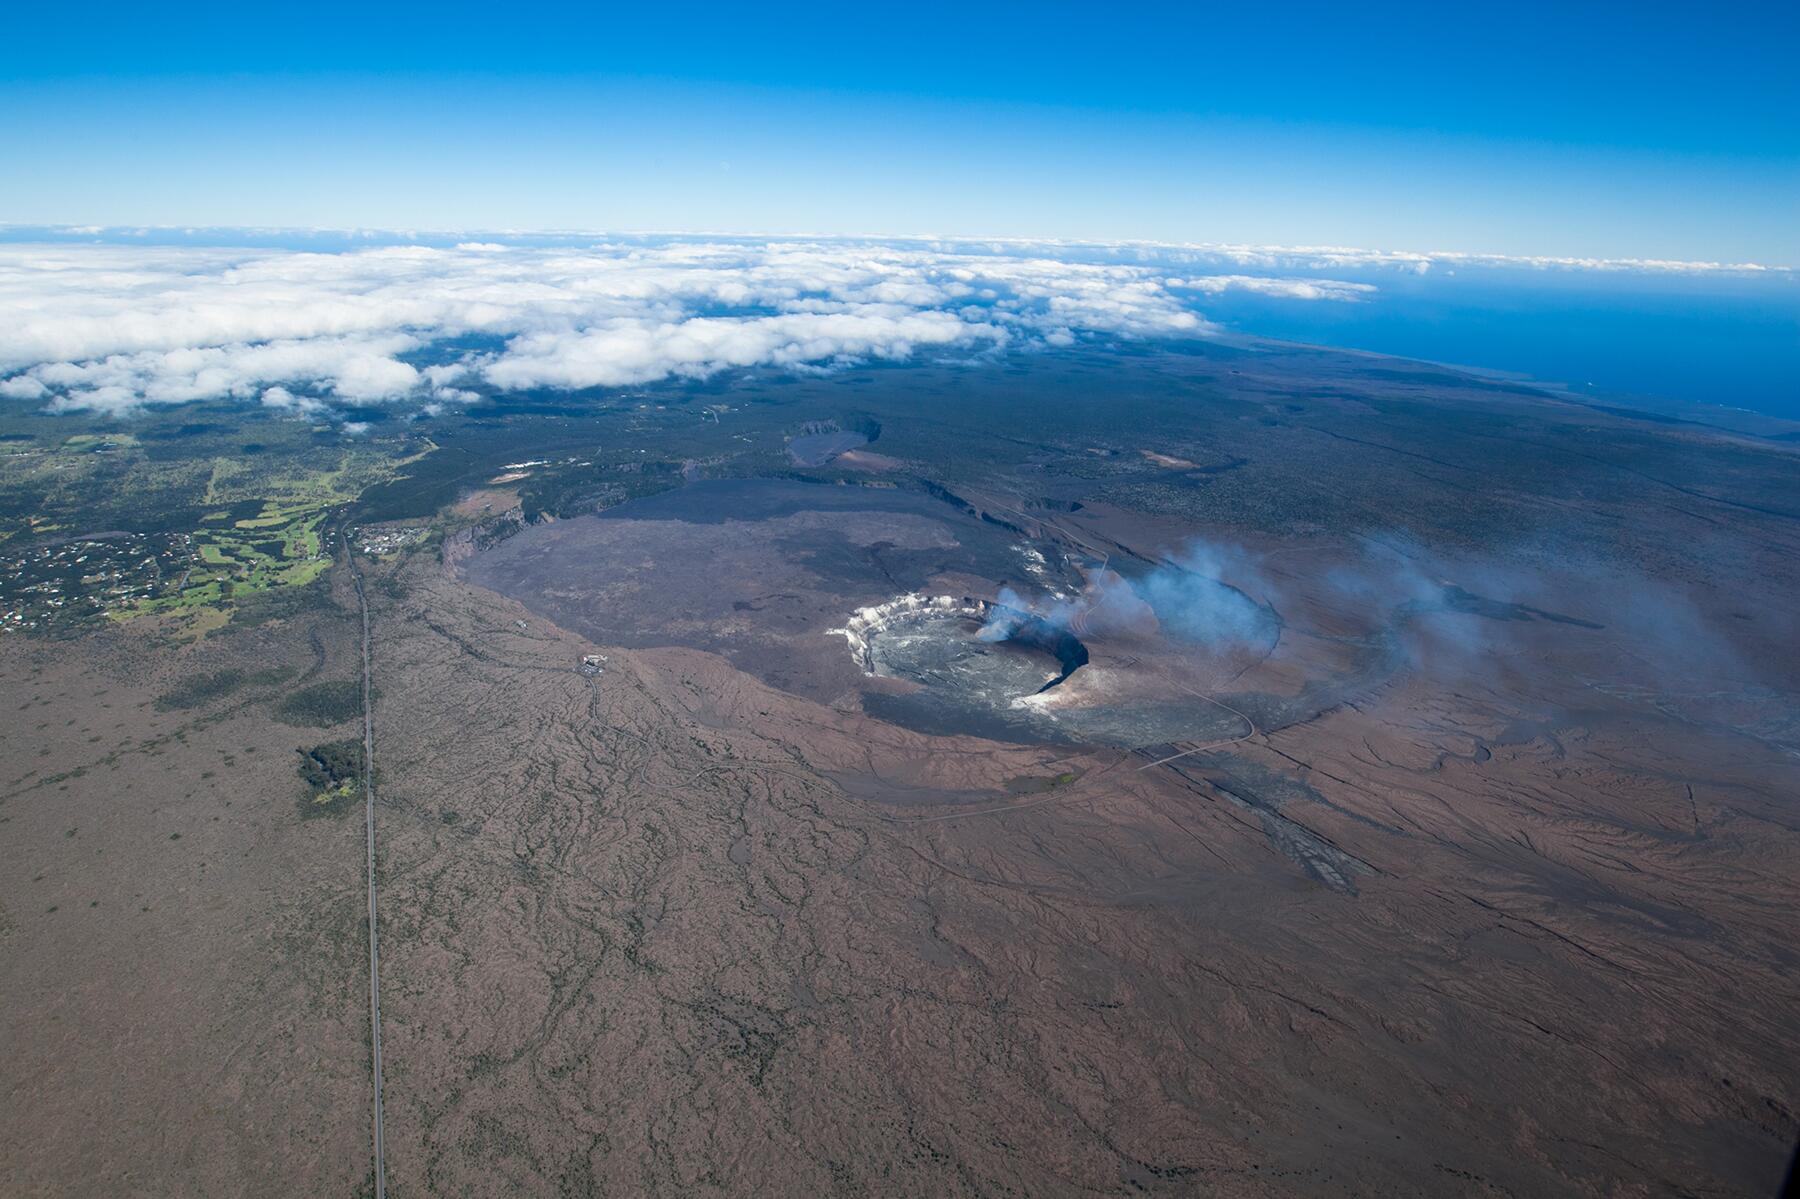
<box><xmin>154</xmin><ymin>669</ymin><xmax>245</xmax><ymax>711</ymax></box>
<box><xmin>274</xmin><ymin>679</ymin><xmax>364</xmax><ymax>726</ymax></box>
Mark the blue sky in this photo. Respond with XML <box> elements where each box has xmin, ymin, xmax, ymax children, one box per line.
<box><xmin>3</xmin><ymin>1</ymin><xmax>1796</xmax><ymax>262</ymax></box>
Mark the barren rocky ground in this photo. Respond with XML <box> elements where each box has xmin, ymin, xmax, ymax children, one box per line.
<box><xmin>3</xmin><ymin>345</ymin><xmax>1797</xmax><ymax>1197</ymax></box>
<box><xmin>362</xmin><ymin>541</ymin><xmax>1799</xmax><ymax>1195</ymax></box>
<box><xmin>0</xmin><ymin>591</ymin><xmax>373</xmax><ymax>1195</ymax></box>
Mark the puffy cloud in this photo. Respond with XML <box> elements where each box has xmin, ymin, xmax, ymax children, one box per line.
<box><xmin>260</xmin><ymin>385</ymin><xmax>328</xmax><ymax>416</ymax></box>
<box><xmin>23</xmin><ymin>334</ymin><xmax>423</xmax><ymax>413</ymax></box>
<box><xmin>483</xmin><ymin>310</ymin><xmax>1004</xmax><ymax>391</ymax></box>
<box><xmin>0</xmin><ymin>238</ymin><xmax>1370</xmax><ymax>416</ymax></box>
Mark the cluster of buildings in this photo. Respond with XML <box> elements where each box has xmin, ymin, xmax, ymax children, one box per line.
<box><xmin>355</xmin><ymin>526</ymin><xmax>425</xmax><ymax>556</ymax></box>
<box><xmin>0</xmin><ymin>532</ymin><xmax>186</xmax><ymax>632</ymax></box>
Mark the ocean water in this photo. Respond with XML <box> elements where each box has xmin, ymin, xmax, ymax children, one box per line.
<box><xmin>4</xmin><ymin>227</ymin><xmax>1791</xmax><ymax>420</ymax></box>
<box><xmin>1197</xmin><ymin>264</ymin><xmax>1799</xmax><ymax>419</ymax></box>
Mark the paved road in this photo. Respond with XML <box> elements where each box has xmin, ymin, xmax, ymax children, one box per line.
<box><xmin>349</xmin><ymin>547</ymin><xmax>388</xmax><ymax>1199</ymax></box>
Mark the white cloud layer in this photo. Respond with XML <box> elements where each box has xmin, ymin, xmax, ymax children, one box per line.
<box><xmin>897</xmin><ymin>236</ymin><xmax>1786</xmax><ymax>276</ymax></box>
<box><xmin>0</xmin><ymin>239</ymin><xmax>1378</xmax><ymax>416</ymax></box>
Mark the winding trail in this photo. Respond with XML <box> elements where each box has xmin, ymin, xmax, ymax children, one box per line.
<box><xmin>348</xmin><ymin>543</ymin><xmax>388</xmax><ymax>1199</ymax></box>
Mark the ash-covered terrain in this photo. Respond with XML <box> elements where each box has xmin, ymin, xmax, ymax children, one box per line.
<box><xmin>440</xmin><ymin>348</ymin><xmax>1800</xmax><ymax>1194</ymax></box>
<box><xmin>5</xmin><ymin>341</ymin><xmax>1799</xmax><ymax>1196</ymax></box>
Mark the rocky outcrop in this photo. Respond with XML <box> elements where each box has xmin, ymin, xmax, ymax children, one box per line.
<box><xmin>440</xmin><ymin>504</ymin><xmax>527</xmax><ymax>575</ymax></box>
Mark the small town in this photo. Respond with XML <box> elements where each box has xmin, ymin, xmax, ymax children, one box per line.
<box><xmin>0</xmin><ymin>531</ymin><xmax>190</xmax><ymax>632</ymax></box>
<box><xmin>355</xmin><ymin>525</ymin><xmax>426</xmax><ymax>557</ymax></box>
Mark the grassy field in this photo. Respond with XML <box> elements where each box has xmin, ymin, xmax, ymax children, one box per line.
<box><xmin>0</xmin><ymin>403</ymin><xmax>441</xmax><ymax>636</ymax></box>
<box><xmin>117</xmin><ymin>442</ymin><xmax>435</xmax><ymax>628</ymax></box>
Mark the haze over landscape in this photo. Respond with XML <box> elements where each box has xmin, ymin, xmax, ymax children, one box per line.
<box><xmin>2</xmin><ymin>4</ymin><xmax>1797</xmax><ymax>1197</ymax></box>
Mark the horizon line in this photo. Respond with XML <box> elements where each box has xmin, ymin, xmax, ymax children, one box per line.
<box><xmin>0</xmin><ymin>223</ymin><xmax>1789</xmax><ymax>276</ymax></box>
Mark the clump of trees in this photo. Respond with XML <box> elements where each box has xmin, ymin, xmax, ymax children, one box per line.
<box><xmin>296</xmin><ymin>739</ymin><xmax>362</xmax><ymax>817</ymax></box>
<box><xmin>297</xmin><ymin>739</ymin><xmax>361</xmax><ymax>788</ymax></box>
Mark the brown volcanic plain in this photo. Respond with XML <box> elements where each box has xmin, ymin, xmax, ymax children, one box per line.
<box><xmin>3</xmin><ymin>343</ymin><xmax>1799</xmax><ymax>1196</ymax></box>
